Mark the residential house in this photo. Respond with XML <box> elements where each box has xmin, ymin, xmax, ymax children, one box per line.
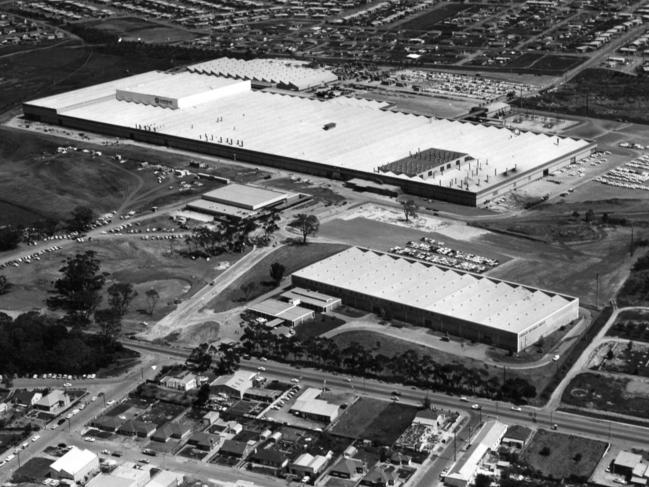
<box><xmin>202</xmin><ymin>411</ymin><xmax>220</xmax><ymax>426</ymax></box>
<box><xmin>12</xmin><ymin>390</ymin><xmax>43</xmax><ymax>407</ymax></box>
<box><xmin>250</xmin><ymin>446</ymin><xmax>289</xmax><ymax>471</ymax></box>
<box><xmin>219</xmin><ymin>439</ymin><xmax>253</xmax><ymax>459</ymax></box>
<box><xmin>92</xmin><ymin>416</ymin><xmax>123</xmax><ymax>433</ymax></box>
<box><xmin>361</xmin><ymin>465</ymin><xmax>399</xmax><ymax>487</ymax></box>
<box><xmin>160</xmin><ymin>371</ymin><xmax>197</xmax><ymax>391</ymax></box>
<box><xmin>151</xmin><ymin>422</ymin><xmax>192</xmax><ymax>443</ymax></box>
<box><xmin>117</xmin><ymin>420</ymin><xmax>157</xmax><ymax>438</ymax></box>
<box><xmin>34</xmin><ymin>389</ymin><xmax>70</xmax><ymax>413</ymax></box>
<box><xmin>188</xmin><ymin>432</ymin><xmax>220</xmax><ymax>451</ymax></box>
<box><xmin>329</xmin><ymin>457</ymin><xmax>366</xmax><ymax>479</ymax></box>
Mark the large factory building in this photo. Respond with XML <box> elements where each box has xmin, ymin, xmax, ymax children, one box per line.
<box><xmin>22</xmin><ymin>60</ymin><xmax>596</xmax><ymax>206</ymax></box>
<box><xmin>291</xmin><ymin>247</ymin><xmax>579</xmax><ymax>352</ymax></box>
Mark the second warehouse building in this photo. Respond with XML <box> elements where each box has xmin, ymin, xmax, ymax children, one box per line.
<box><xmin>291</xmin><ymin>247</ymin><xmax>579</xmax><ymax>352</ymax></box>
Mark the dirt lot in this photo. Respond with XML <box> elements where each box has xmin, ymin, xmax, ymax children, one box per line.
<box><xmin>521</xmin><ymin>429</ymin><xmax>608</xmax><ymax>481</ymax></box>
<box><xmin>592</xmin><ymin>341</ymin><xmax>649</xmax><ymax>378</ymax></box>
<box><xmin>0</xmin><ymin>126</ymin><xmax>266</xmax><ymax>226</ymax></box>
<box><xmin>0</xmin><ymin>237</ymin><xmax>242</xmax><ymax>334</ymax></box>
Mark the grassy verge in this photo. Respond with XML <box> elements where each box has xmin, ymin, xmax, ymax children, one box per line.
<box><xmin>539</xmin><ymin>306</ymin><xmax>613</xmax><ymax>401</ymax></box>
<box><xmin>294</xmin><ymin>314</ymin><xmax>346</xmax><ymax>340</ymax></box>
<box><xmin>206</xmin><ymin>243</ymin><xmax>349</xmax><ymax>312</ymax></box>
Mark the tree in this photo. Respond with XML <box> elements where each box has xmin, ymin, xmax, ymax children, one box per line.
<box><xmin>585</xmin><ymin>208</ymin><xmax>595</xmax><ymax>222</ymax></box>
<box><xmin>292</xmin><ymin>214</ymin><xmax>319</xmax><ymax>244</ymax></box>
<box><xmin>270</xmin><ymin>262</ymin><xmax>286</xmax><ymax>284</ymax></box>
<box><xmin>194</xmin><ymin>383</ymin><xmax>210</xmax><ymax>408</ymax></box>
<box><xmin>422</xmin><ymin>394</ymin><xmax>432</xmax><ymax>410</ymax></box>
<box><xmin>107</xmin><ymin>282</ymin><xmax>137</xmax><ymax>316</ymax></box>
<box><xmin>540</xmin><ymin>446</ymin><xmax>551</xmax><ymax>456</ymax></box>
<box><xmin>241</xmin><ymin>282</ymin><xmax>257</xmax><ymax>300</ymax></box>
<box><xmin>573</xmin><ymin>453</ymin><xmax>582</xmax><ymax>463</ymax></box>
<box><xmin>94</xmin><ymin>308</ymin><xmax>121</xmax><ymax>343</ymax></box>
<box><xmin>0</xmin><ymin>226</ymin><xmax>21</xmax><ymax>251</ymax></box>
<box><xmin>67</xmin><ymin>206</ymin><xmax>96</xmax><ymax>233</ymax></box>
<box><xmin>145</xmin><ymin>288</ymin><xmax>160</xmax><ymax>316</ymax></box>
<box><xmin>47</xmin><ymin>251</ymin><xmax>106</xmax><ymax>326</ymax></box>
<box><xmin>474</xmin><ymin>474</ymin><xmax>491</xmax><ymax>487</ymax></box>
<box><xmin>0</xmin><ymin>275</ymin><xmax>9</xmax><ymax>295</ymax></box>
<box><xmin>401</xmin><ymin>199</ymin><xmax>418</xmax><ymax>222</ymax></box>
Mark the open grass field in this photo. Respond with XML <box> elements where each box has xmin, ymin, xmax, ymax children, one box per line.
<box><xmin>562</xmin><ymin>372</ymin><xmax>649</xmax><ymax>419</ymax></box>
<box><xmin>524</xmin><ymin>68</ymin><xmax>649</xmax><ymax>124</ymax></box>
<box><xmin>398</xmin><ymin>3</ymin><xmax>472</xmax><ymax>31</ymax></box>
<box><xmin>294</xmin><ymin>314</ymin><xmax>346</xmax><ymax>340</ymax></box>
<box><xmin>521</xmin><ymin>429</ymin><xmax>607</xmax><ymax>481</ymax></box>
<box><xmin>11</xmin><ymin>457</ymin><xmax>53</xmax><ymax>483</ymax></box>
<box><xmin>0</xmin><ymin>42</ymin><xmax>197</xmax><ymax>114</ymax></box>
<box><xmin>205</xmin><ymin>243</ymin><xmax>349</xmax><ymax>312</ymax></box>
<box><xmin>0</xmin><ymin>126</ymin><xmax>266</xmax><ymax>226</ymax></box>
<box><xmin>330</xmin><ymin>398</ymin><xmax>418</xmax><ymax>446</ymax></box>
<box><xmin>0</xmin><ymin>237</ymin><xmax>242</xmax><ymax>334</ymax></box>
<box><xmin>84</xmin><ymin>17</ymin><xmax>199</xmax><ymax>44</ymax></box>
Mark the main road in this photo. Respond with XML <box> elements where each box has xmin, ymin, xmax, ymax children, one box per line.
<box><xmin>122</xmin><ymin>340</ymin><xmax>649</xmax><ymax>449</ymax></box>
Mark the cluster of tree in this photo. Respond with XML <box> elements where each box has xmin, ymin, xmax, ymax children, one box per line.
<box><xmin>185</xmin><ymin>212</ymin><xmax>280</xmax><ymax>256</ymax></box>
<box><xmin>289</xmin><ymin>214</ymin><xmax>319</xmax><ymax>244</ymax></box>
<box><xmin>66</xmin><ymin>206</ymin><xmax>96</xmax><ymax>233</ymax></box>
<box><xmin>46</xmin><ymin>250</ymin><xmax>139</xmax><ymax>342</ymax></box>
<box><xmin>618</xmin><ymin>250</ymin><xmax>649</xmax><ymax>306</ymax></box>
<box><xmin>400</xmin><ymin>200</ymin><xmax>418</xmax><ymax>222</ymax></box>
<box><xmin>0</xmin><ymin>312</ymin><xmax>130</xmax><ymax>375</ymax></box>
<box><xmin>0</xmin><ymin>275</ymin><xmax>9</xmax><ymax>295</ymax></box>
<box><xmin>240</xmin><ymin>324</ymin><xmax>536</xmax><ymax>403</ymax></box>
<box><xmin>0</xmin><ymin>226</ymin><xmax>21</xmax><ymax>251</ymax></box>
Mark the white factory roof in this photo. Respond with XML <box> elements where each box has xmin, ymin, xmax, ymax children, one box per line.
<box><xmin>50</xmin><ymin>447</ymin><xmax>97</xmax><ymax>476</ymax></box>
<box><xmin>446</xmin><ymin>421</ymin><xmax>507</xmax><ymax>485</ymax></box>
<box><xmin>202</xmin><ymin>183</ymin><xmax>288</xmax><ymax>210</ymax></box>
<box><xmin>188</xmin><ymin>57</ymin><xmax>337</xmax><ymax>90</ymax></box>
<box><xmin>117</xmin><ymin>71</ymin><xmax>245</xmax><ymax>100</ymax></box>
<box><xmin>25</xmin><ymin>68</ymin><xmax>592</xmax><ymax>194</ymax></box>
<box><xmin>293</xmin><ymin>247</ymin><xmax>578</xmax><ymax>335</ymax></box>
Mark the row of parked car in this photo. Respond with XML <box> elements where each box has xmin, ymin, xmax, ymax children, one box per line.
<box><xmin>0</xmin><ymin>245</ymin><xmax>61</xmax><ymax>270</ymax></box>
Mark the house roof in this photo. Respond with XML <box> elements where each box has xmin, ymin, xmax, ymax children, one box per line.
<box><xmin>251</xmin><ymin>447</ymin><xmax>287</xmax><ymax>465</ymax></box>
<box><xmin>118</xmin><ymin>420</ymin><xmax>157</xmax><ymax>435</ymax></box>
<box><xmin>414</xmin><ymin>409</ymin><xmax>441</xmax><ymax>421</ymax></box>
<box><xmin>331</xmin><ymin>457</ymin><xmax>364</xmax><ymax>476</ymax></box>
<box><xmin>502</xmin><ymin>425</ymin><xmax>533</xmax><ymax>443</ymax></box>
<box><xmin>50</xmin><ymin>447</ymin><xmax>97</xmax><ymax>476</ymax></box>
<box><xmin>36</xmin><ymin>389</ymin><xmax>66</xmax><ymax>407</ymax></box>
<box><xmin>220</xmin><ymin>439</ymin><xmax>249</xmax><ymax>456</ymax></box>
<box><xmin>93</xmin><ymin>416</ymin><xmax>123</xmax><ymax>431</ymax></box>
<box><xmin>12</xmin><ymin>390</ymin><xmax>40</xmax><ymax>405</ymax></box>
<box><xmin>211</xmin><ymin>370</ymin><xmax>255</xmax><ymax>393</ymax></box>
<box><xmin>152</xmin><ymin>422</ymin><xmax>191</xmax><ymax>440</ymax></box>
<box><xmin>364</xmin><ymin>465</ymin><xmax>398</xmax><ymax>484</ymax></box>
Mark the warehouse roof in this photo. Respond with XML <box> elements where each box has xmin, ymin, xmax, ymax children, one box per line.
<box><xmin>202</xmin><ymin>183</ymin><xmax>288</xmax><ymax>210</ymax></box>
<box><xmin>292</xmin><ymin>247</ymin><xmax>578</xmax><ymax>335</ymax></box>
<box><xmin>188</xmin><ymin>57</ymin><xmax>337</xmax><ymax>90</ymax></box>
<box><xmin>50</xmin><ymin>447</ymin><xmax>97</xmax><ymax>476</ymax></box>
<box><xmin>118</xmin><ymin>72</ymin><xmax>244</xmax><ymax>100</ymax></box>
<box><xmin>25</xmin><ymin>68</ymin><xmax>593</xmax><ymax>194</ymax></box>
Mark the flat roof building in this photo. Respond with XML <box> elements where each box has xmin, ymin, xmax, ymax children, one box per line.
<box><xmin>247</xmin><ymin>298</ymin><xmax>315</xmax><ymax>326</ymax></box>
<box><xmin>290</xmin><ymin>387</ymin><xmax>340</xmax><ymax>423</ymax></box>
<box><xmin>210</xmin><ymin>370</ymin><xmax>256</xmax><ymax>399</ymax></box>
<box><xmin>202</xmin><ymin>184</ymin><xmax>289</xmax><ymax>211</ymax></box>
<box><xmin>280</xmin><ymin>287</ymin><xmax>342</xmax><ymax>312</ymax></box>
<box><xmin>292</xmin><ymin>247</ymin><xmax>579</xmax><ymax>352</ymax></box>
<box><xmin>23</xmin><ymin>66</ymin><xmax>595</xmax><ymax>207</ymax></box>
<box><xmin>444</xmin><ymin>421</ymin><xmax>507</xmax><ymax>487</ymax></box>
<box><xmin>50</xmin><ymin>447</ymin><xmax>99</xmax><ymax>483</ymax></box>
